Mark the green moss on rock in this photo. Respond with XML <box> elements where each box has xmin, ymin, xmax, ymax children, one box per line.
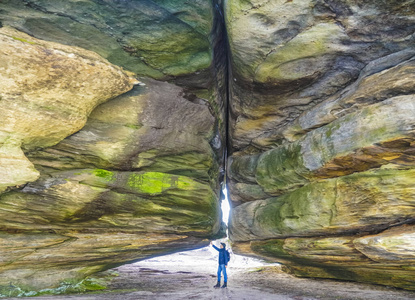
<box><xmin>1</xmin><ymin>0</ymin><xmax>214</xmax><ymax>78</ymax></box>
<box><xmin>231</xmin><ymin>168</ymin><xmax>415</xmax><ymax>241</ymax></box>
<box><xmin>256</xmin><ymin>143</ymin><xmax>308</xmax><ymax>195</ymax></box>
<box><xmin>11</xmin><ymin>36</ymin><xmax>36</xmax><ymax>45</ymax></box>
<box><xmin>127</xmin><ymin>172</ymin><xmax>197</xmax><ymax>195</ymax></box>
<box><xmin>92</xmin><ymin>169</ymin><xmax>114</xmax><ymax>181</ymax></box>
<box><xmin>255</xmin><ymin>23</ymin><xmax>345</xmax><ymax>82</ymax></box>
<box><xmin>0</xmin><ymin>277</ymin><xmax>108</xmax><ymax>298</ymax></box>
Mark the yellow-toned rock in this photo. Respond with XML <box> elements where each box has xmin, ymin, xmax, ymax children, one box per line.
<box><xmin>234</xmin><ymin>224</ymin><xmax>415</xmax><ymax>290</ymax></box>
<box><xmin>0</xmin><ymin>231</ymin><xmax>195</xmax><ymax>289</ymax></box>
<box><xmin>354</xmin><ymin>225</ymin><xmax>415</xmax><ymax>264</ymax></box>
<box><xmin>0</xmin><ymin>168</ymin><xmax>221</xmax><ymax>290</ymax></box>
<box><xmin>283</xmin><ymin>51</ymin><xmax>415</xmax><ymax>142</ymax></box>
<box><xmin>226</xmin><ymin>0</ymin><xmax>415</xmax><ymax>152</ymax></box>
<box><xmin>229</xmin><ymin>95</ymin><xmax>415</xmax><ymax>200</ymax></box>
<box><xmin>0</xmin><ymin>27</ymin><xmax>135</xmax><ymax>191</ymax></box>
<box><xmin>0</xmin><ymin>1</ymin><xmax>224</xmax><ymax>295</ymax></box>
<box><xmin>255</xmin><ymin>22</ymin><xmax>348</xmax><ymax>83</ymax></box>
<box><xmin>29</xmin><ymin>79</ymin><xmax>218</xmax><ymax>184</ymax></box>
<box><xmin>0</xmin><ymin>141</ymin><xmax>39</xmax><ymax>193</ymax></box>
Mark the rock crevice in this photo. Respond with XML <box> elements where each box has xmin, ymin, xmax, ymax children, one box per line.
<box><xmin>1</xmin><ymin>0</ymin><xmax>415</xmax><ymax>294</ymax></box>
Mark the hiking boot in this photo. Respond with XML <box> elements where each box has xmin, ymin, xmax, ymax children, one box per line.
<box><xmin>213</xmin><ymin>281</ymin><xmax>220</xmax><ymax>288</ymax></box>
<box><xmin>221</xmin><ymin>282</ymin><xmax>227</xmax><ymax>288</ymax></box>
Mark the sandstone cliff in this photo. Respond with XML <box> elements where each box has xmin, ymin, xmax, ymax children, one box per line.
<box><xmin>1</xmin><ymin>0</ymin><xmax>415</xmax><ymax>294</ymax></box>
<box><xmin>227</xmin><ymin>0</ymin><xmax>415</xmax><ymax>290</ymax></box>
<box><xmin>0</xmin><ymin>0</ymin><xmax>226</xmax><ymax>294</ymax></box>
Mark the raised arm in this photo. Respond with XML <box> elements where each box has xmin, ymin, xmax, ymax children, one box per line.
<box><xmin>210</xmin><ymin>241</ymin><xmax>220</xmax><ymax>251</ymax></box>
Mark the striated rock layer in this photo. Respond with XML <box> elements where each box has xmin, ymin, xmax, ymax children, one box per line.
<box><xmin>227</xmin><ymin>0</ymin><xmax>415</xmax><ymax>290</ymax></box>
<box><xmin>2</xmin><ymin>0</ymin><xmax>415</xmax><ymax>293</ymax></box>
<box><xmin>0</xmin><ymin>0</ymin><xmax>213</xmax><ymax>80</ymax></box>
<box><xmin>0</xmin><ymin>0</ymin><xmax>227</xmax><ymax>293</ymax></box>
<box><xmin>0</xmin><ymin>26</ymin><xmax>136</xmax><ymax>193</ymax></box>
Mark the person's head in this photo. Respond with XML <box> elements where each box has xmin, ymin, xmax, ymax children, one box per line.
<box><xmin>220</xmin><ymin>242</ymin><xmax>226</xmax><ymax>249</ymax></box>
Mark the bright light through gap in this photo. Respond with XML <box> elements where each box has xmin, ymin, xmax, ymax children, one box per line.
<box><xmin>133</xmin><ymin>185</ymin><xmax>278</xmax><ymax>271</ymax></box>
<box><xmin>221</xmin><ymin>186</ymin><xmax>230</xmax><ymax>225</ymax></box>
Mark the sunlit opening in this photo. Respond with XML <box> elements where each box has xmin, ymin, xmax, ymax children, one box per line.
<box><xmin>131</xmin><ymin>182</ymin><xmax>278</xmax><ymax>274</ymax></box>
<box><xmin>221</xmin><ymin>186</ymin><xmax>230</xmax><ymax>225</ymax></box>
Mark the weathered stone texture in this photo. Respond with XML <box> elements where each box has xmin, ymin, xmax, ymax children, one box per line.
<box><xmin>29</xmin><ymin>79</ymin><xmax>219</xmax><ymax>185</ymax></box>
<box><xmin>0</xmin><ymin>231</ymin><xmax>204</xmax><ymax>290</ymax></box>
<box><xmin>226</xmin><ymin>0</ymin><xmax>415</xmax><ymax>152</ymax></box>
<box><xmin>227</xmin><ymin>0</ymin><xmax>415</xmax><ymax>290</ymax></box>
<box><xmin>230</xmin><ymin>95</ymin><xmax>415</xmax><ymax>198</ymax></box>
<box><xmin>2</xmin><ymin>0</ymin><xmax>415</xmax><ymax>293</ymax></box>
<box><xmin>231</xmin><ymin>168</ymin><xmax>415</xmax><ymax>241</ymax></box>
<box><xmin>0</xmin><ymin>0</ymin><xmax>225</xmax><ymax>293</ymax></box>
<box><xmin>0</xmin><ymin>26</ymin><xmax>135</xmax><ymax>193</ymax></box>
<box><xmin>0</xmin><ymin>0</ymin><xmax>213</xmax><ymax>80</ymax></box>
<box><xmin>235</xmin><ymin>224</ymin><xmax>415</xmax><ymax>290</ymax></box>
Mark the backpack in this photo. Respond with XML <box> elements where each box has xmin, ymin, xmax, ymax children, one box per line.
<box><xmin>225</xmin><ymin>250</ymin><xmax>231</xmax><ymax>264</ymax></box>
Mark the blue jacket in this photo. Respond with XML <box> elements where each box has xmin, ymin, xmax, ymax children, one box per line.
<box><xmin>212</xmin><ymin>245</ymin><xmax>229</xmax><ymax>265</ymax></box>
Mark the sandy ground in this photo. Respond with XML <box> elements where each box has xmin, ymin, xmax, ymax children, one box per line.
<box><xmin>6</xmin><ymin>246</ymin><xmax>415</xmax><ymax>300</ymax></box>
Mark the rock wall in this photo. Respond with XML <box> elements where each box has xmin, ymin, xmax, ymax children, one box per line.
<box><xmin>0</xmin><ymin>0</ymin><xmax>226</xmax><ymax>293</ymax></box>
<box><xmin>2</xmin><ymin>0</ymin><xmax>415</xmax><ymax>294</ymax></box>
<box><xmin>0</xmin><ymin>26</ymin><xmax>136</xmax><ymax>193</ymax></box>
<box><xmin>227</xmin><ymin>0</ymin><xmax>415</xmax><ymax>290</ymax></box>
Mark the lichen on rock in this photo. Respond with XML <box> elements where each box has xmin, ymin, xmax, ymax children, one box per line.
<box><xmin>226</xmin><ymin>0</ymin><xmax>415</xmax><ymax>290</ymax></box>
<box><xmin>0</xmin><ymin>0</ymin><xmax>225</xmax><ymax>293</ymax></box>
<box><xmin>0</xmin><ymin>0</ymin><xmax>214</xmax><ymax>80</ymax></box>
<box><xmin>2</xmin><ymin>0</ymin><xmax>415</xmax><ymax>293</ymax></box>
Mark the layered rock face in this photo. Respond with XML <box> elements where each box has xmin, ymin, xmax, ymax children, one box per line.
<box><xmin>1</xmin><ymin>0</ymin><xmax>213</xmax><ymax>79</ymax></box>
<box><xmin>0</xmin><ymin>0</ymin><xmax>226</xmax><ymax>292</ymax></box>
<box><xmin>0</xmin><ymin>26</ymin><xmax>135</xmax><ymax>193</ymax></box>
<box><xmin>227</xmin><ymin>0</ymin><xmax>415</xmax><ymax>290</ymax></box>
<box><xmin>2</xmin><ymin>0</ymin><xmax>415</xmax><ymax>294</ymax></box>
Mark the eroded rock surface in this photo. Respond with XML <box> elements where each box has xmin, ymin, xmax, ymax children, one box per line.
<box><xmin>0</xmin><ymin>26</ymin><xmax>135</xmax><ymax>193</ymax></box>
<box><xmin>2</xmin><ymin>0</ymin><xmax>415</xmax><ymax>294</ymax></box>
<box><xmin>0</xmin><ymin>0</ymin><xmax>225</xmax><ymax>293</ymax></box>
<box><xmin>234</xmin><ymin>224</ymin><xmax>415</xmax><ymax>290</ymax></box>
<box><xmin>227</xmin><ymin>0</ymin><xmax>415</xmax><ymax>290</ymax></box>
<box><xmin>226</xmin><ymin>0</ymin><xmax>415</xmax><ymax>152</ymax></box>
<box><xmin>0</xmin><ymin>0</ymin><xmax>213</xmax><ymax>80</ymax></box>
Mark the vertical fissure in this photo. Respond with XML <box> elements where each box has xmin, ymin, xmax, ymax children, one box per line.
<box><xmin>212</xmin><ymin>0</ymin><xmax>231</xmax><ymax>225</ymax></box>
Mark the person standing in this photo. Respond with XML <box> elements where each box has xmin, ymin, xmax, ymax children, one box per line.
<box><xmin>210</xmin><ymin>241</ymin><xmax>229</xmax><ymax>288</ymax></box>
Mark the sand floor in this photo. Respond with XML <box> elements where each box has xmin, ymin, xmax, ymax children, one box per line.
<box><xmin>5</xmin><ymin>247</ymin><xmax>415</xmax><ymax>300</ymax></box>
